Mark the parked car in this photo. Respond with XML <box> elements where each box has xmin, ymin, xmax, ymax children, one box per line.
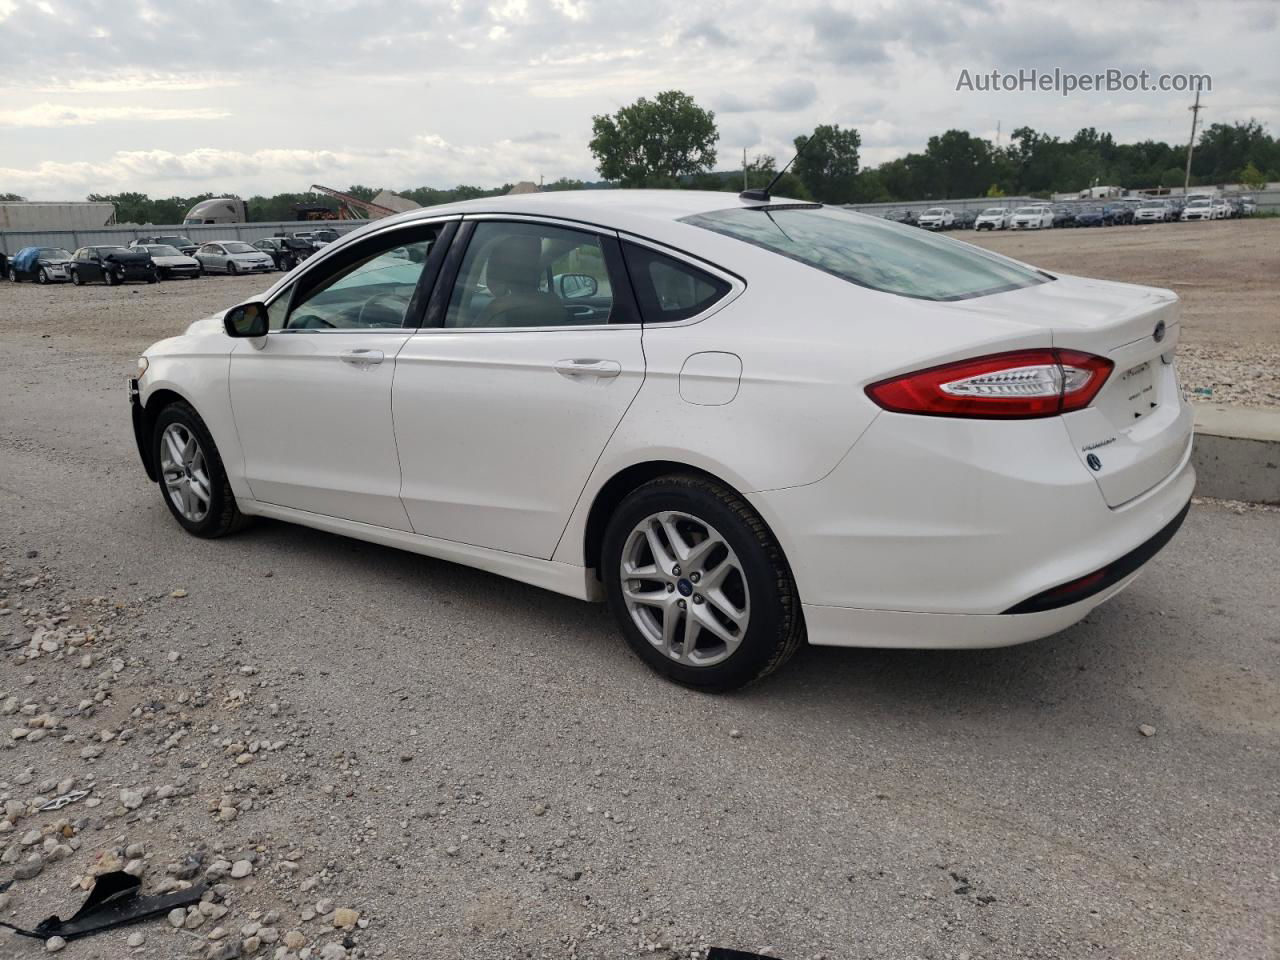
<box><xmin>1050</xmin><ymin>204</ymin><xmax>1075</xmax><ymax>228</ymax></box>
<box><xmin>1134</xmin><ymin>200</ymin><xmax>1173</xmax><ymax>223</ymax></box>
<box><xmin>194</xmin><ymin>241</ymin><xmax>276</xmax><ymax>275</ymax></box>
<box><xmin>1213</xmin><ymin>198</ymin><xmax>1233</xmax><ymax>219</ymax></box>
<box><xmin>291</xmin><ymin>229</ymin><xmax>339</xmax><ymax>248</ymax></box>
<box><xmin>882</xmin><ymin>209</ymin><xmax>919</xmax><ymax>226</ymax></box>
<box><xmin>135</xmin><ymin>244</ymin><xmax>202</xmax><ymax>280</ymax></box>
<box><xmin>954</xmin><ymin>210</ymin><xmax>978</xmax><ymax>230</ymax></box>
<box><xmin>69</xmin><ymin>246</ymin><xmax>158</xmax><ymax>285</ymax></box>
<box><xmin>1238</xmin><ymin>195</ymin><xmax>1257</xmax><ymax>216</ymax></box>
<box><xmin>1010</xmin><ymin>206</ymin><xmax>1053</xmax><ymax>230</ymax></box>
<box><xmin>132</xmin><ymin>235</ymin><xmax>198</xmax><ymax>256</ymax></box>
<box><xmin>7</xmin><ymin>245</ymin><xmax>74</xmax><ymax>283</ymax></box>
<box><xmin>1181</xmin><ymin>198</ymin><xmax>1217</xmax><ymax>221</ymax></box>
<box><xmin>1072</xmin><ymin>205</ymin><xmax>1106</xmax><ymax>227</ymax></box>
<box><xmin>252</xmin><ymin>238</ymin><xmax>302</xmax><ymax>271</ymax></box>
<box><xmin>128</xmin><ymin>190</ymin><xmax>1194</xmax><ymax>691</ymax></box>
<box><xmin>917</xmin><ymin>207</ymin><xmax>955</xmax><ymax>230</ymax></box>
<box><xmin>1102</xmin><ymin>203</ymin><xmax>1134</xmax><ymax>226</ymax></box>
<box><xmin>974</xmin><ymin>207</ymin><xmax>1010</xmax><ymax>231</ymax></box>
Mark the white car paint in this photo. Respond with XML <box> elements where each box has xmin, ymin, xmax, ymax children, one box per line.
<box><xmin>1010</xmin><ymin>206</ymin><xmax>1054</xmax><ymax>229</ymax></box>
<box><xmin>916</xmin><ymin>207</ymin><xmax>955</xmax><ymax>230</ymax></box>
<box><xmin>1181</xmin><ymin>199</ymin><xmax>1217</xmax><ymax>221</ymax></box>
<box><xmin>1133</xmin><ymin>203</ymin><xmax>1171</xmax><ymax>223</ymax></box>
<box><xmin>135</xmin><ymin>190</ymin><xmax>1194</xmax><ymax>662</ymax></box>
<box><xmin>973</xmin><ymin>207</ymin><xmax>1010</xmax><ymax>230</ymax></box>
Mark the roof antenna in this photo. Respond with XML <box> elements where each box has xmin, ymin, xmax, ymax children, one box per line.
<box><xmin>740</xmin><ymin>129</ymin><xmax>823</xmax><ymax>203</ymax></box>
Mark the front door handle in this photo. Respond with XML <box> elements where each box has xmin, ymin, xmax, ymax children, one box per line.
<box><xmin>340</xmin><ymin>349</ymin><xmax>384</xmax><ymax>365</ymax></box>
<box><xmin>553</xmin><ymin>359</ymin><xmax>621</xmax><ymax>380</ymax></box>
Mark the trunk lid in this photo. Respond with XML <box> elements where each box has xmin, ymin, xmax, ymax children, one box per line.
<box><xmin>941</xmin><ymin>275</ymin><xmax>1193</xmax><ymax>506</ymax></box>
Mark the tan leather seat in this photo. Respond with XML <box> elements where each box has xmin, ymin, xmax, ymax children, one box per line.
<box><xmin>472</xmin><ymin>235</ymin><xmax>569</xmax><ymax>328</ymax></box>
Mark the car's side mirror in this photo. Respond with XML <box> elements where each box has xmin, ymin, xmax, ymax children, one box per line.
<box><xmin>557</xmin><ymin>273</ymin><xmax>598</xmax><ymax>299</ymax></box>
<box><xmin>224</xmin><ymin>302</ymin><xmax>269</xmax><ymax>338</ymax></box>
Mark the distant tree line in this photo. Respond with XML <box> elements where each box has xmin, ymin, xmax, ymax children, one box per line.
<box><xmin>5</xmin><ymin>91</ymin><xmax>1275</xmax><ymax>219</ymax></box>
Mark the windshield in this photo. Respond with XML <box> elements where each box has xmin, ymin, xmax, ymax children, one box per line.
<box><xmin>145</xmin><ymin>245</ymin><xmax>182</xmax><ymax>257</ymax></box>
<box><xmin>95</xmin><ymin>246</ymin><xmax>130</xmax><ymax>256</ymax></box>
<box><xmin>158</xmin><ymin>237</ymin><xmax>190</xmax><ymax>245</ymax></box>
<box><xmin>39</xmin><ymin>247</ymin><xmax>72</xmax><ymax>259</ymax></box>
<box><xmin>1139</xmin><ymin>202</ymin><xmax>1164</xmax><ymax>208</ymax></box>
<box><xmin>1187</xmin><ymin>200</ymin><xmax>1211</xmax><ymax>207</ymax></box>
<box><xmin>980</xmin><ymin>209</ymin><xmax>1005</xmax><ymax>216</ymax></box>
<box><xmin>923</xmin><ymin>208</ymin><xmax>945</xmax><ymax>215</ymax></box>
<box><xmin>223</xmin><ymin>242</ymin><xmax>255</xmax><ymax>253</ymax></box>
<box><xmin>1014</xmin><ymin>207</ymin><xmax>1042</xmax><ymax>214</ymax></box>
<box><xmin>681</xmin><ymin>206</ymin><xmax>1049</xmax><ymax>302</ymax></box>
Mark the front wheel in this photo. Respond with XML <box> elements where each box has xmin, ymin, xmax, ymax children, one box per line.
<box><xmin>37</xmin><ymin>268</ymin><xmax>49</xmax><ymax>284</ymax></box>
<box><xmin>602</xmin><ymin>475</ymin><xmax>804</xmax><ymax>691</ymax></box>
<box><xmin>103</xmin><ymin>269</ymin><xmax>118</xmax><ymax>286</ymax></box>
<box><xmin>226</xmin><ymin>261</ymin><xmax>238</xmax><ymax>276</ymax></box>
<box><xmin>152</xmin><ymin>401</ymin><xmax>248</xmax><ymax>538</ymax></box>
<box><xmin>71</xmin><ymin>269</ymin><xmax>82</xmax><ymax>285</ymax></box>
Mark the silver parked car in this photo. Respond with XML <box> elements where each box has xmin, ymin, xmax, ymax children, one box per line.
<box><xmin>193</xmin><ymin>241</ymin><xmax>275</xmax><ymax>276</ymax></box>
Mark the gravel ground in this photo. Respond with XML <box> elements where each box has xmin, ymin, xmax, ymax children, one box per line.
<box><xmin>965</xmin><ymin>217</ymin><xmax>1280</xmax><ymax>408</ymax></box>
<box><xmin>1</xmin><ymin>230</ymin><xmax>1279</xmax><ymax>960</ymax></box>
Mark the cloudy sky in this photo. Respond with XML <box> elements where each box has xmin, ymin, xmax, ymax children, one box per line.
<box><xmin>1</xmin><ymin>0</ymin><xmax>1277</xmax><ymax>200</ymax></box>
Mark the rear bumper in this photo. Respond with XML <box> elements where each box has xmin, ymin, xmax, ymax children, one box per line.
<box><xmin>749</xmin><ymin>411</ymin><xmax>1196</xmax><ymax>648</ymax></box>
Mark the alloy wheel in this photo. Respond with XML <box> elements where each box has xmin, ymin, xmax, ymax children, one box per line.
<box><xmin>159</xmin><ymin>423</ymin><xmax>212</xmax><ymax>523</ymax></box>
<box><xmin>619</xmin><ymin>511</ymin><xmax>750</xmax><ymax>667</ymax></box>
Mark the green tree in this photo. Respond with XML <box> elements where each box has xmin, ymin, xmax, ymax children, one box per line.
<box><xmin>986</xmin><ymin>183</ymin><xmax>1005</xmax><ymax>197</ymax></box>
<box><xmin>792</xmin><ymin>124</ymin><xmax>860</xmax><ymax>202</ymax></box>
<box><xmin>589</xmin><ymin>90</ymin><xmax>719</xmax><ymax>187</ymax></box>
<box><xmin>0</xmin><ymin>192</ymin><xmax>24</xmax><ymax>201</ymax></box>
<box><xmin>1239</xmin><ymin>160</ymin><xmax>1266</xmax><ymax>190</ymax></box>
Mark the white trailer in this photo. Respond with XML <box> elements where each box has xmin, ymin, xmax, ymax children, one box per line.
<box><xmin>183</xmin><ymin>198</ymin><xmax>249</xmax><ymax>224</ymax></box>
<box><xmin>0</xmin><ymin>201</ymin><xmax>117</xmax><ymax>231</ymax></box>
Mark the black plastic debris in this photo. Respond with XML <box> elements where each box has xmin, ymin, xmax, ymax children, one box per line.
<box><xmin>0</xmin><ymin>871</ymin><xmax>206</xmax><ymax>941</ymax></box>
<box><xmin>708</xmin><ymin>950</ymin><xmax>784</xmax><ymax>960</ymax></box>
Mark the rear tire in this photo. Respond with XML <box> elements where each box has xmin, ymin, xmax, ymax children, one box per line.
<box><xmin>152</xmin><ymin>401</ymin><xmax>249</xmax><ymax>538</ymax></box>
<box><xmin>602</xmin><ymin>474</ymin><xmax>804</xmax><ymax>692</ymax></box>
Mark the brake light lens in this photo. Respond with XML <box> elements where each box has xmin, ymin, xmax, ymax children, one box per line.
<box><xmin>866</xmin><ymin>349</ymin><xmax>1113</xmax><ymax>419</ymax></box>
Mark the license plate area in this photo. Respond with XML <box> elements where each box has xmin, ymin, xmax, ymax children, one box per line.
<box><xmin>1117</xmin><ymin>361</ymin><xmax>1157</xmax><ymax>422</ymax></box>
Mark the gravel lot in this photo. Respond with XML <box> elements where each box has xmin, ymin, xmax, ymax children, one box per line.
<box><xmin>1</xmin><ymin>226</ymin><xmax>1278</xmax><ymax>960</ymax></box>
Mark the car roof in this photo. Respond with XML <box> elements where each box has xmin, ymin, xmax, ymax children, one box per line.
<box><xmin>371</xmin><ymin>189</ymin><xmax>816</xmax><ymax>233</ymax></box>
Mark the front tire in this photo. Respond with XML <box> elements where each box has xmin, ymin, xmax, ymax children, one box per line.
<box><xmin>226</xmin><ymin>261</ymin><xmax>238</xmax><ymax>276</ymax></box>
<box><xmin>602</xmin><ymin>474</ymin><xmax>804</xmax><ymax>691</ymax></box>
<box><xmin>152</xmin><ymin>401</ymin><xmax>248</xmax><ymax>538</ymax></box>
<box><xmin>71</xmin><ymin>269</ymin><xmax>82</xmax><ymax>285</ymax></box>
<box><xmin>37</xmin><ymin>267</ymin><xmax>49</xmax><ymax>284</ymax></box>
<box><xmin>103</xmin><ymin>269</ymin><xmax>117</xmax><ymax>286</ymax></box>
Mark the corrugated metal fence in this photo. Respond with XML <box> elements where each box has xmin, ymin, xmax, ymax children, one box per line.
<box><xmin>0</xmin><ymin>219</ymin><xmax>370</xmax><ymax>253</ymax></box>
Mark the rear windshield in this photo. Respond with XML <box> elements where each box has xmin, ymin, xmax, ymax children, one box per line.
<box><xmin>223</xmin><ymin>242</ymin><xmax>254</xmax><ymax>253</ymax></box>
<box><xmin>681</xmin><ymin>206</ymin><xmax>1050</xmax><ymax>302</ymax></box>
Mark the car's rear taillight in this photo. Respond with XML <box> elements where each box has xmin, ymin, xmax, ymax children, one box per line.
<box><xmin>866</xmin><ymin>349</ymin><xmax>1113</xmax><ymax>419</ymax></box>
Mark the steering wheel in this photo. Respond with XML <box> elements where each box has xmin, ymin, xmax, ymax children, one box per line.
<box><xmin>357</xmin><ymin>293</ymin><xmax>410</xmax><ymax>328</ymax></box>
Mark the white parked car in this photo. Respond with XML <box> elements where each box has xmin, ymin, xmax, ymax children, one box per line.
<box><xmin>1010</xmin><ymin>206</ymin><xmax>1054</xmax><ymax>230</ymax></box>
<box><xmin>1133</xmin><ymin>201</ymin><xmax>1172</xmax><ymax>223</ymax></box>
<box><xmin>194</xmin><ymin>241</ymin><xmax>276</xmax><ymax>275</ymax></box>
<box><xmin>136</xmin><ymin>244</ymin><xmax>202</xmax><ymax>280</ymax></box>
<box><xmin>1212</xmin><ymin>198</ymin><xmax>1231</xmax><ymax>220</ymax></box>
<box><xmin>1238</xmin><ymin>195</ymin><xmax>1257</xmax><ymax>215</ymax></box>
<box><xmin>974</xmin><ymin>207</ymin><xmax>1011</xmax><ymax>231</ymax></box>
<box><xmin>916</xmin><ymin>207</ymin><xmax>955</xmax><ymax>230</ymax></box>
<box><xmin>130</xmin><ymin>191</ymin><xmax>1195</xmax><ymax>690</ymax></box>
<box><xmin>1181</xmin><ymin>198</ymin><xmax>1217</xmax><ymax>221</ymax></box>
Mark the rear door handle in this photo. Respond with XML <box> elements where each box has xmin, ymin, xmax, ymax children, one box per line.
<box><xmin>553</xmin><ymin>359</ymin><xmax>621</xmax><ymax>380</ymax></box>
<box><xmin>340</xmin><ymin>349</ymin><xmax>384</xmax><ymax>366</ymax></box>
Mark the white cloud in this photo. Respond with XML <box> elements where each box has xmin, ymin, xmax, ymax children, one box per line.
<box><xmin>0</xmin><ymin>103</ymin><xmax>230</xmax><ymax>128</ymax></box>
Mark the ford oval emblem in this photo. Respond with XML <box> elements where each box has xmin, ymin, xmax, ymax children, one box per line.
<box><xmin>1086</xmin><ymin>453</ymin><xmax>1102</xmax><ymax>471</ymax></box>
<box><xmin>1153</xmin><ymin>320</ymin><xmax>1166</xmax><ymax>343</ymax></box>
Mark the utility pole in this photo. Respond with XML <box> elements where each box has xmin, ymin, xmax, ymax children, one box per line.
<box><xmin>743</xmin><ymin>148</ymin><xmax>748</xmax><ymax>191</ymax></box>
<box><xmin>1182</xmin><ymin>89</ymin><xmax>1203</xmax><ymax>196</ymax></box>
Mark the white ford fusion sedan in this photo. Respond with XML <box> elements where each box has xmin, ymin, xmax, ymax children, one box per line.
<box><xmin>130</xmin><ymin>190</ymin><xmax>1195</xmax><ymax>690</ymax></box>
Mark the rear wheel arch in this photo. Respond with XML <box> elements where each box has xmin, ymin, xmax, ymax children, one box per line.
<box><xmin>582</xmin><ymin>461</ymin><xmax>790</xmax><ymax>581</ymax></box>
